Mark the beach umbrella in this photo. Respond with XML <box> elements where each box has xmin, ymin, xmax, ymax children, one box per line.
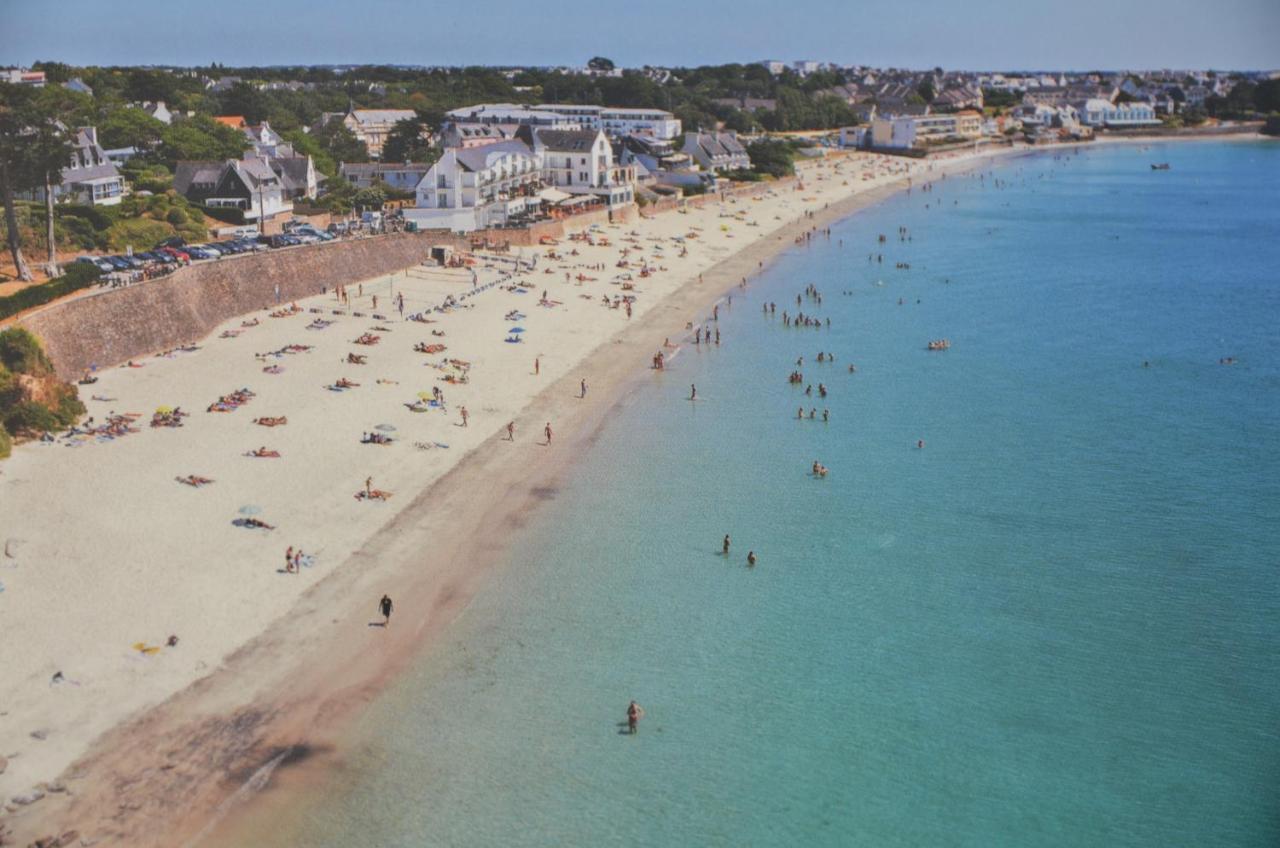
<box><xmin>417</xmin><ymin>391</ymin><xmax>433</xmax><ymax>400</ymax></box>
<box><xmin>155</xmin><ymin>405</ymin><xmax>173</xmax><ymax>414</ymax></box>
<box><xmin>239</xmin><ymin>505</ymin><xmax>262</xmax><ymax>516</ymax></box>
<box><xmin>509</xmin><ymin>327</ymin><xmax>526</xmax><ymax>334</ymax></box>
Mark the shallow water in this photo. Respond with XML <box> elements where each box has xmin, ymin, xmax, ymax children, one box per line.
<box><xmin>257</xmin><ymin>141</ymin><xmax>1280</xmax><ymax>847</ymax></box>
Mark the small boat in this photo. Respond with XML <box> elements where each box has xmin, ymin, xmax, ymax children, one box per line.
<box><xmin>1150</xmin><ymin>163</ymin><xmax>1171</xmax><ymax>171</ymax></box>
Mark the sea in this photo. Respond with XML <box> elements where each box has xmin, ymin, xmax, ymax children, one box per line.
<box><xmin>247</xmin><ymin>140</ymin><xmax>1280</xmax><ymax>847</ymax></box>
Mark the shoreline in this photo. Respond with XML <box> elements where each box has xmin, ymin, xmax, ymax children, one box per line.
<box><xmin>0</xmin><ymin>136</ymin><xmax>1234</xmax><ymax>846</ymax></box>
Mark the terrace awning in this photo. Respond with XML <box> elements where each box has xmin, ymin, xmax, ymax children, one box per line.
<box><xmin>537</xmin><ymin>187</ymin><xmax>571</xmax><ymax>203</ymax></box>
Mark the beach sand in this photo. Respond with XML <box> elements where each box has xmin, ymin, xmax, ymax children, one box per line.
<box><xmin>0</xmin><ymin>145</ymin><xmax>1017</xmax><ymax>846</ymax></box>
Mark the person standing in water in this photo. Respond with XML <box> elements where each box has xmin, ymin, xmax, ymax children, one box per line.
<box><xmin>627</xmin><ymin>700</ymin><xmax>645</xmax><ymax>734</ymax></box>
<box><xmin>723</xmin><ymin>534</ymin><xmax>731</xmax><ymax>555</ymax></box>
<box><xmin>379</xmin><ymin>594</ymin><xmax>393</xmax><ymax>626</ymax></box>
<box><xmin>747</xmin><ymin>551</ymin><xmax>757</xmax><ymax>567</ymax></box>
<box><xmin>690</xmin><ymin>384</ymin><xmax>697</xmax><ymax>401</ymax></box>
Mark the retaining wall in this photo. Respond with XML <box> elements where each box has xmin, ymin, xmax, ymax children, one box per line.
<box><xmin>19</xmin><ymin>231</ymin><xmax>466</xmax><ymax>380</ymax></box>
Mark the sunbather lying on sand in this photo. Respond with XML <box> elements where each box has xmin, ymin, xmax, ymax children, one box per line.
<box><xmin>235</xmin><ymin>517</ymin><xmax>275</xmax><ymax>530</ymax></box>
<box><xmin>176</xmin><ymin>475</ymin><xmax>214</xmax><ymax>487</ymax></box>
<box><xmin>347</xmin><ymin>353</ymin><xmax>367</xmax><ymax>365</ymax></box>
<box><xmin>354</xmin><ymin>488</ymin><xmax>392</xmax><ymax>501</ymax></box>
<box><xmin>254</xmin><ymin>416</ymin><xmax>288</xmax><ymax>427</ymax></box>
<box><xmin>247</xmin><ymin>447</ymin><xmax>280</xmax><ymax>458</ymax></box>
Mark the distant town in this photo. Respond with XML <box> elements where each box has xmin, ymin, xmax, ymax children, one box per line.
<box><xmin>1</xmin><ymin>58</ymin><xmax>1277</xmax><ymax>287</ymax></box>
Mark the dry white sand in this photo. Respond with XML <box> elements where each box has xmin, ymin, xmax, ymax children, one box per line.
<box><xmin>0</xmin><ymin>149</ymin><xmax>1009</xmax><ymax>810</ymax></box>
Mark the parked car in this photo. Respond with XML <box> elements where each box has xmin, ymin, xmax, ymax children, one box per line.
<box><xmin>158</xmin><ymin>247</ymin><xmax>190</xmax><ymax>262</ymax></box>
<box><xmin>114</xmin><ymin>255</ymin><xmax>145</xmax><ymax>269</ymax></box>
<box><xmin>231</xmin><ymin>226</ymin><xmax>260</xmax><ymax>240</ymax></box>
<box><xmin>75</xmin><ymin>256</ymin><xmax>114</xmax><ymax>273</ymax></box>
<box><xmin>135</xmin><ymin>251</ymin><xmax>164</xmax><ymax>263</ymax></box>
<box><xmin>154</xmin><ymin>236</ymin><xmax>187</xmax><ymax>250</ymax></box>
<box><xmin>185</xmin><ymin>246</ymin><xmax>214</xmax><ymax>260</ymax></box>
<box><xmin>293</xmin><ymin>225</ymin><xmax>333</xmax><ymax>241</ymax></box>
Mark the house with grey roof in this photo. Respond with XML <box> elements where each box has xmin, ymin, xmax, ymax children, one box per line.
<box><xmin>173</xmin><ymin>155</ymin><xmax>292</xmax><ymax>220</ymax></box>
<box><xmin>681</xmin><ymin>131</ymin><xmax>751</xmax><ymax>173</ymax></box>
<box><xmin>27</xmin><ymin>127</ymin><xmax>125</xmax><ymax>206</ymax></box>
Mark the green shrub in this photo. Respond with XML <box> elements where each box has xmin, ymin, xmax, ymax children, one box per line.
<box><xmin>0</xmin><ymin>264</ymin><xmax>101</xmax><ymax>321</ymax></box>
<box><xmin>0</xmin><ymin>327</ymin><xmax>52</xmax><ymax>374</ymax></box>
<box><xmin>106</xmin><ymin>218</ymin><xmax>171</xmax><ymax>252</ymax></box>
<box><xmin>165</xmin><ymin>208</ymin><xmax>187</xmax><ymax>225</ymax></box>
<box><xmin>54</xmin><ymin>389</ymin><xmax>86</xmax><ymax>425</ymax></box>
<box><xmin>201</xmin><ymin>205</ymin><xmax>246</xmax><ymax>225</ymax></box>
<box><xmin>56</xmin><ymin>203</ymin><xmax>119</xmax><ymax>230</ymax></box>
<box><xmin>0</xmin><ymin>427</ymin><xmax>10</xmax><ymax>459</ymax></box>
<box><xmin>4</xmin><ymin>400</ymin><xmax>61</xmax><ymax>435</ymax></box>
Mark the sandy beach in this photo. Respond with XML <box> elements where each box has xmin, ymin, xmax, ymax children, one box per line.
<box><xmin>0</xmin><ymin>143</ymin><xmax>1034</xmax><ymax>846</ymax></box>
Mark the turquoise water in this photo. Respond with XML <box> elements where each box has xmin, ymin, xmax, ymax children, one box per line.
<box><xmin>268</xmin><ymin>141</ymin><xmax>1280</xmax><ymax>847</ymax></box>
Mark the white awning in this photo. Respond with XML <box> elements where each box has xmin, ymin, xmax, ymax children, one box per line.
<box><xmin>537</xmin><ymin>187</ymin><xmax>571</xmax><ymax>203</ymax></box>
<box><xmin>558</xmin><ymin>195</ymin><xmax>594</xmax><ymax>207</ymax></box>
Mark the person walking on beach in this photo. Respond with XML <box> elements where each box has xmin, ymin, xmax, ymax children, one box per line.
<box><xmin>365</xmin><ymin>476</ymin><xmax>373</xmax><ymax>498</ymax></box>
<box><xmin>544</xmin><ymin>422</ymin><xmax>553</xmax><ymax>445</ymax></box>
<box><xmin>379</xmin><ymin>594</ymin><xmax>393</xmax><ymax>626</ymax></box>
<box><xmin>507</xmin><ymin>421</ymin><xmax>515</xmax><ymax>441</ymax></box>
<box><xmin>534</xmin><ymin>356</ymin><xmax>540</xmax><ymax>376</ymax></box>
<box><xmin>460</xmin><ymin>406</ymin><xmax>469</xmax><ymax>427</ymax></box>
<box><xmin>627</xmin><ymin>700</ymin><xmax>645</xmax><ymax>735</ymax></box>
<box><xmin>580</xmin><ymin>379</ymin><xmax>588</xmax><ymax>399</ymax></box>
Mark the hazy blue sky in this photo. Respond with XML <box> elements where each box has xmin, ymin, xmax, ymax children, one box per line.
<box><xmin>2</xmin><ymin>0</ymin><xmax>1276</xmax><ymax>70</ymax></box>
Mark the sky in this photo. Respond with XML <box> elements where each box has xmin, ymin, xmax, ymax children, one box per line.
<box><xmin>1</xmin><ymin>0</ymin><xmax>1277</xmax><ymax>71</ymax></box>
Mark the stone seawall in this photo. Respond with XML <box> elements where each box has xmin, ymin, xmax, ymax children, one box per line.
<box><xmin>18</xmin><ymin>232</ymin><xmax>465</xmax><ymax>380</ymax></box>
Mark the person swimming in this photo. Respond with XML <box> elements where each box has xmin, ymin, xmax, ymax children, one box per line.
<box><xmin>747</xmin><ymin>551</ymin><xmax>757</xmax><ymax>567</ymax></box>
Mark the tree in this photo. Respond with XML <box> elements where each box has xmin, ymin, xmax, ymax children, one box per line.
<box><xmin>587</xmin><ymin>57</ymin><xmax>616</xmax><ymax>72</ymax></box>
<box><xmin>381</xmin><ymin>117</ymin><xmax>437</xmax><ymax>164</ymax></box>
<box><xmin>0</xmin><ymin>83</ymin><xmax>74</xmax><ymax>282</ymax></box>
<box><xmin>309</xmin><ymin>119</ymin><xmax>369</xmax><ymax>165</ymax></box>
<box><xmin>158</xmin><ymin>115</ymin><xmax>248</xmax><ymax>168</ymax></box>
<box><xmin>917</xmin><ymin>79</ymin><xmax>936</xmax><ymax>104</ymax></box>
<box><xmin>352</xmin><ymin>186</ymin><xmax>386</xmax><ymax>212</ymax></box>
<box><xmin>33</xmin><ymin>86</ymin><xmax>87</xmax><ymax>276</ymax></box>
<box><xmin>217</xmin><ymin>82</ymin><xmax>272</xmax><ymax>124</ymax></box>
<box><xmin>745</xmin><ymin>138</ymin><xmax>795</xmax><ymax>178</ymax></box>
<box><xmin>98</xmin><ymin>107</ymin><xmax>167</xmax><ymax>152</ymax></box>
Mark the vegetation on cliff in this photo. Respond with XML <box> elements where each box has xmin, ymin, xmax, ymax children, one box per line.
<box><xmin>0</xmin><ymin>327</ymin><xmax>84</xmax><ymax>456</ymax></box>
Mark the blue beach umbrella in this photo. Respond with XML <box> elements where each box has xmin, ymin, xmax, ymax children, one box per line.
<box><xmin>509</xmin><ymin>327</ymin><xmax>526</xmax><ymax>333</ymax></box>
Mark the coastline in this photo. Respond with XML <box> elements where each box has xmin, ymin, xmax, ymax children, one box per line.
<box><xmin>0</xmin><ymin>137</ymin><xmax>1215</xmax><ymax>847</ymax></box>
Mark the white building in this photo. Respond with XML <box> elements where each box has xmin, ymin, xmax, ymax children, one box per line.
<box><xmin>408</xmin><ymin>141</ymin><xmax>544</xmax><ymax>232</ymax></box>
<box><xmin>529</xmin><ymin>128</ymin><xmax>635</xmax><ymax>206</ymax></box>
<box><xmin>1077</xmin><ymin>99</ymin><xmax>1161</xmax><ymax>128</ymax></box>
<box><xmin>447</xmin><ymin>103</ymin><xmax>681</xmax><ymax>140</ymax></box>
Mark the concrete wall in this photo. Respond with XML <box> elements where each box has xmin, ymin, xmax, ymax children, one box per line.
<box><xmin>19</xmin><ymin>231</ymin><xmax>466</xmax><ymax>380</ymax></box>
